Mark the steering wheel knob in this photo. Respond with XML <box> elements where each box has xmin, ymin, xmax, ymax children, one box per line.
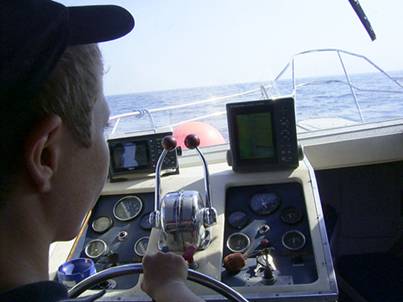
<box><xmin>184</xmin><ymin>134</ymin><xmax>200</xmax><ymax>149</ymax></box>
<box><xmin>162</xmin><ymin>135</ymin><xmax>177</xmax><ymax>151</ymax></box>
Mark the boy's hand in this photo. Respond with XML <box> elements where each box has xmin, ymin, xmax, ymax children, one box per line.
<box><xmin>141</xmin><ymin>252</ymin><xmax>188</xmax><ymax>300</ymax></box>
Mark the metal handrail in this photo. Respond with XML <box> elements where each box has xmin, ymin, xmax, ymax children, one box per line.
<box><xmin>108</xmin><ymin>88</ymin><xmax>260</xmax><ymax>136</ymax></box>
<box><xmin>110</xmin><ymin>109</ymin><xmax>156</xmax><ymax>136</ymax></box>
<box><xmin>274</xmin><ymin>48</ymin><xmax>403</xmax><ymax>89</ymax></box>
<box><xmin>109</xmin><ymin>88</ymin><xmax>260</xmax><ymax>122</ymax></box>
<box><xmin>274</xmin><ymin>48</ymin><xmax>403</xmax><ymax>124</ymax></box>
<box><xmin>107</xmin><ymin>48</ymin><xmax>403</xmax><ymax>135</ymax></box>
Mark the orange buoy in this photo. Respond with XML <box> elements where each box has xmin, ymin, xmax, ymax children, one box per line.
<box><xmin>173</xmin><ymin>122</ymin><xmax>225</xmax><ymax>149</ymax></box>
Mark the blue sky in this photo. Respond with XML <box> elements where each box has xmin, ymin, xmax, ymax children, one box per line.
<box><xmin>60</xmin><ymin>1</ymin><xmax>403</xmax><ymax>96</ymax></box>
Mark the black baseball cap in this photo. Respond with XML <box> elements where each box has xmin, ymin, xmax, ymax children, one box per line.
<box><xmin>0</xmin><ymin>0</ymin><xmax>135</xmax><ymax>102</ymax></box>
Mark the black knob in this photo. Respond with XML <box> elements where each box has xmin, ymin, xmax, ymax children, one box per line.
<box><xmin>161</xmin><ymin>136</ymin><xmax>177</xmax><ymax>151</ymax></box>
<box><xmin>184</xmin><ymin>134</ymin><xmax>200</xmax><ymax>149</ymax></box>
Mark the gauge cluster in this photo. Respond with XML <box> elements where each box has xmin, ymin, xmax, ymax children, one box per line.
<box><xmin>222</xmin><ymin>182</ymin><xmax>318</xmax><ymax>286</ymax></box>
<box><xmin>68</xmin><ymin>192</ymin><xmax>154</xmax><ymax>289</ymax></box>
<box><xmin>67</xmin><ymin>183</ymin><xmax>317</xmax><ymax>289</ymax></box>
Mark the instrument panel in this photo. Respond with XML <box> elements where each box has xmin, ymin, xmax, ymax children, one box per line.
<box><xmin>222</xmin><ymin>182</ymin><xmax>318</xmax><ymax>285</ymax></box>
<box><xmin>68</xmin><ymin>181</ymin><xmax>317</xmax><ymax>290</ymax></box>
<box><xmin>57</xmin><ymin>159</ymin><xmax>337</xmax><ymax>300</ymax></box>
<box><xmin>71</xmin><ymin>193</ymin><xmax>154</xmax><ymax>289</ymax></box>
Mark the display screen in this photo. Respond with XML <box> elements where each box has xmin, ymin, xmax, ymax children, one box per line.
<box><xmin>110</xmin><ymin>141</ymin><xmax>149</xmax><ymax>171</ymax></box>
<box><xmin>236</xmin><ymin>112</ymin><xmax>274</xmax><ymax>160</ymax></box>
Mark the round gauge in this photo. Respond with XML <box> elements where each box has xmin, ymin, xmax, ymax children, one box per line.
<box><xmin>85</xmin><ymin>239</ymin><xmax>108</xmax><ymax>259</ymax></box>
<box><xmin>228</xmin><ymin>211</ymin><xmax>249</xmax><ymax>229</ymax></box>
<box><xmin>113</xmin><ymin>196</ymin><xmax>143</xmax><ymax>221</ymax></box>
<box><xmin>282</xmin><ymin>230</ymin><xmax>306</xmax><ymax>251</ymax></box>
<box><xmin>91</xmin><ymin>216</ymin><xmax>113</xmax><ymax>233</ymax></box>
<box><xmin>226</xmin><ymin>232</ymin><xmax>250</xmax><ymax>253</ymax></box>
<box><xmin>140</xmin><ymin>213</ymin><xmax>152</xmax><ymax>230</ymax></box>
<box><xmin>134</xmin><ymin>236</ymin><xmax>149</xmax><ymax>257</ymax></box>
<box><xmin>250</xmin><ymin>192</ymin><xmax>281</xmax><ymax>215</ymax></box>
<box><xmin>281</xmin><ymin>207</ymin><xmax>303</xmax><ymax>225</ymax></box>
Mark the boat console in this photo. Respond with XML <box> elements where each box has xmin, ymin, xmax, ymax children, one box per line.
<box><xmin>50</xmin><ymin>97</ymin><xmax>338</xmax><ymax>301</ymax></box>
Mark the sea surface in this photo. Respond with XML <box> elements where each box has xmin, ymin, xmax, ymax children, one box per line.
<box><xmin>106</xmin><ymin>71</ymin><xmax>403</xmax><ymax>141</ymax></box>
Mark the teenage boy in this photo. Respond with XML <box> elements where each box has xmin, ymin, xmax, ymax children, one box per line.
<box><xmin>0</xmin><ymin>1</ymin><xmax>203</xmax><ymax>301</ymax></box>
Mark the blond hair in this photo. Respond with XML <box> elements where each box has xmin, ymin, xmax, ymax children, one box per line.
<box><xmin>35</xmin><ymin>44</ymin><xmax>103</xmax><ymax>147</ymax></box>
<box><xmin>0</xmin><ymin>44</ymin><xmax>103</xmax><ymax>196</ymax></box>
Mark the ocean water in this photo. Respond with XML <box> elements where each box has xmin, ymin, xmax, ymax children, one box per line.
<box><xmin>106</xmin><ymin>71</ymin><xmax>403</xmax><ymax>140</ymax></box>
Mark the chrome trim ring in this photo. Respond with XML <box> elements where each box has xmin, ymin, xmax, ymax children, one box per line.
<box><xmin>84</xmin><ymin>239</ymin><xmax>108</xmax><ymax>259</ymax></box>
<box><xmin>134</xmin><ymin>236</ymin><xmax>150</xmax><ymax>257</ymax></box>
<box><xmin>281</xmin><ymin>230</ymin><xmax>306</xmax><ymax>251</ymax></box>
<box><xmin>91</xmin><ymin>216</ymin><xmax>113</xmax><ymax>233</ymax></box>
<box><xmin>113</xmin><ymin>195</ymin><xmax>143</xmax><ymax>222</ymax></box>
<box><xmin>226</xmin><ymin>232</ymin><xmax>250</xmax><ymax>253</ymax></box>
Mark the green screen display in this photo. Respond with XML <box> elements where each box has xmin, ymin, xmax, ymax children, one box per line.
<box><xmin>236</xmin><ymin>112</ymin><xmax>274</xmax><ymax>160</ymax></box>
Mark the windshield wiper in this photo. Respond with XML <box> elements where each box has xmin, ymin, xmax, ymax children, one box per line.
<box><xmin>348</xmin><ymin>0</ymin><xmax>376</xmax><ymax>41</ymax></box>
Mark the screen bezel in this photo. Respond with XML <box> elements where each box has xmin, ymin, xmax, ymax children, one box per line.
<box><xmin>107</xmin><ymin>131</ymin><xmax>177</xmax><ymax>179</ymax></box>
<box><xmin>109</xmin><ymin>140</ymin><xmax>150</xmax><ymax>173</ymax></box>
<box><xmin>228</xmin><ymin>101</ymin><xmax>278</xmax><ymax>168</ymax></box>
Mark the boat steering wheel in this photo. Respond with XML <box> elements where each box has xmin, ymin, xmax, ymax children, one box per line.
<box><xmin>68</xmin><ymin>263</ymin><xmax>249</xmax><ymax>302</ymax></box>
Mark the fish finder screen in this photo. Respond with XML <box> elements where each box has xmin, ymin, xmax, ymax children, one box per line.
<box><xmin>236</xmin><ymin>112</ymin><xmax>275</xmax><ymax>160</ymax></box>
<box><xmin>111</xmin><ymin>141</ymin><xmax>149</xmax><ymax>170</ymax></box>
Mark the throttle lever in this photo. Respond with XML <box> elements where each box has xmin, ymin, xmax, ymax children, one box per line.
<box><xmin>150</xmin><ymin>136</ymin><xmax>177</xmax><ymax>228</ymax></box>
<box><xmin>184</xmin><ymin>134</ymin><xmax>217</xmax><ymax>227</ymax></box>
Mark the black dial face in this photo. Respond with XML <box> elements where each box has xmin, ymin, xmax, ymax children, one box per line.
<box><xmin>134</xmin><ymin>236</ymin><xmax>149</xmax><ymax>257</ymax></box>
<box><xmin>227</xmin><ymin>232</ymin><xmax>250</xmax><ymax>253</ymax></box>
<box><xmin>113</xmin><ymin>196</ymin><xmax>143</xmax><ymax>221</ymax></box>
<box><xmin>228</xmin><ymin>211</ymin><xmax>249</xmax><ymax>229</ymax></box>
<box><xmin>281</xmin><ymin>207</ymin><xmax>303</xmax><ymax>225</ymax></box>
<box><xmin>250</xmin><ymin>192</ymin><xmax>281</xmax><ymax>215</ymax></box>
<box><xmin>85</xmin><ymin>239</ymin><xmax>108</xmax><ymax>259</ymax></box>
<box><xmin>282</xmin><ymin>230</ymin><xmax>306</xmax><ymax>251</ymax></box>
<box><xmin>91</xmin><ymin>216</ymin><xmax>113</xmax><ymax>233</ymax></box>
<box><xmin>140</xmin><ymin>213</ymin><xmax>152</xmax><ymax>230</ymax></box>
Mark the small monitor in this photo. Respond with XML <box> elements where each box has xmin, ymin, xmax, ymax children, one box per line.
<box><xmin>227</xmin><ymin>97</ymin><xmax>298</xmax><ymax>172</ymax></box>
<box><xmin>108</xmin><ymin>131</ymin><xmax>178</xmax><ymax>179</ymax></box>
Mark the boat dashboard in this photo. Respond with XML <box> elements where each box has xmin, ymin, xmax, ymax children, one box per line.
<box><xmin>50</xmin><ymin>97</ymin><xmax>338</xmax><ymax>301</ymax></box>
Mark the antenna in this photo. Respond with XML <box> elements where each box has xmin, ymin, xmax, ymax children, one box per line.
<box><xmin>348</xmin><ymin>0</ymin><xmax>376</xmax><ymax>41</ymax></box>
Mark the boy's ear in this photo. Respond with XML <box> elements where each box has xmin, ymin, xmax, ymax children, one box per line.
<box><xmin>24</xmin><ymin>115</ymin><xmax>63</xmax><ymax>193</ymax></box>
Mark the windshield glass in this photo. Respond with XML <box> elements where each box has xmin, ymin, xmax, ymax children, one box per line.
<box><xmin>60</xmin><ymin>0</ymin><xmax>403</xmax><ymax>146</ymax></box>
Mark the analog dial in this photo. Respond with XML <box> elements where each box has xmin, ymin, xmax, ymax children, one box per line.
<box><xmin>91</xmin><ymin>216</ymin><xmax>113</xmax><ymax>233</ymax></box>
<box><xmin>250</xmin><ymin>192</ymin><xmax>281</xmax><ymax>215</ymax></box>
<box><xmin>282</xmin><ymin>230</ymin><xmax>306</xmax><ymax>251</ymax></box>
<box><xmin>113</xmin><ymin>196</ymin><xmax>143</xmax><ymax>221</ymax></box>
<box><xmin>228</xmin><ymin>211</ymin><xmax>249</xmax><ymax>229</ymax></box>
<box><xmin>85</xmin><ymin>239</ymin><xmax>108</xmax><ymax>259</ymax></box>
<box><xmin>134</xmin><ymin>236</ymin><xmax>149</xmax><ymax>257</ymax></box>
<box><xmin>281</xmin><ymin>207</ymin><xmax>303</xmax><ymax>225</ymax></box>
<box><xmin>227</xmin><ymin>232</ymin><xmax>250</xmax><ymax>253</ymax></box>
<box><xmin>140</xmin><ymin>213</ymin><xmax>152</xmax><ymax>230</ymax></box>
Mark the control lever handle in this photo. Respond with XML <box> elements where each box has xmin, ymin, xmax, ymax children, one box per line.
<box><xmin>184</xmin><ymin>134</ymin><xmax>216</xmax><ymax>227</ymax></box>
<box><xmin>162</xmin><ymin>135</ymin><xmax>177</xmax><ymax>151</ymax></box>
<box><xmin>150</xmin><ymin>136</ymin><xmax>177</xmax><ymax>228</ymax></box>
<box><xmin>184</xmin><ymin>134</ymin><xmax>200</xmax><ymax>149</ymax></box>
